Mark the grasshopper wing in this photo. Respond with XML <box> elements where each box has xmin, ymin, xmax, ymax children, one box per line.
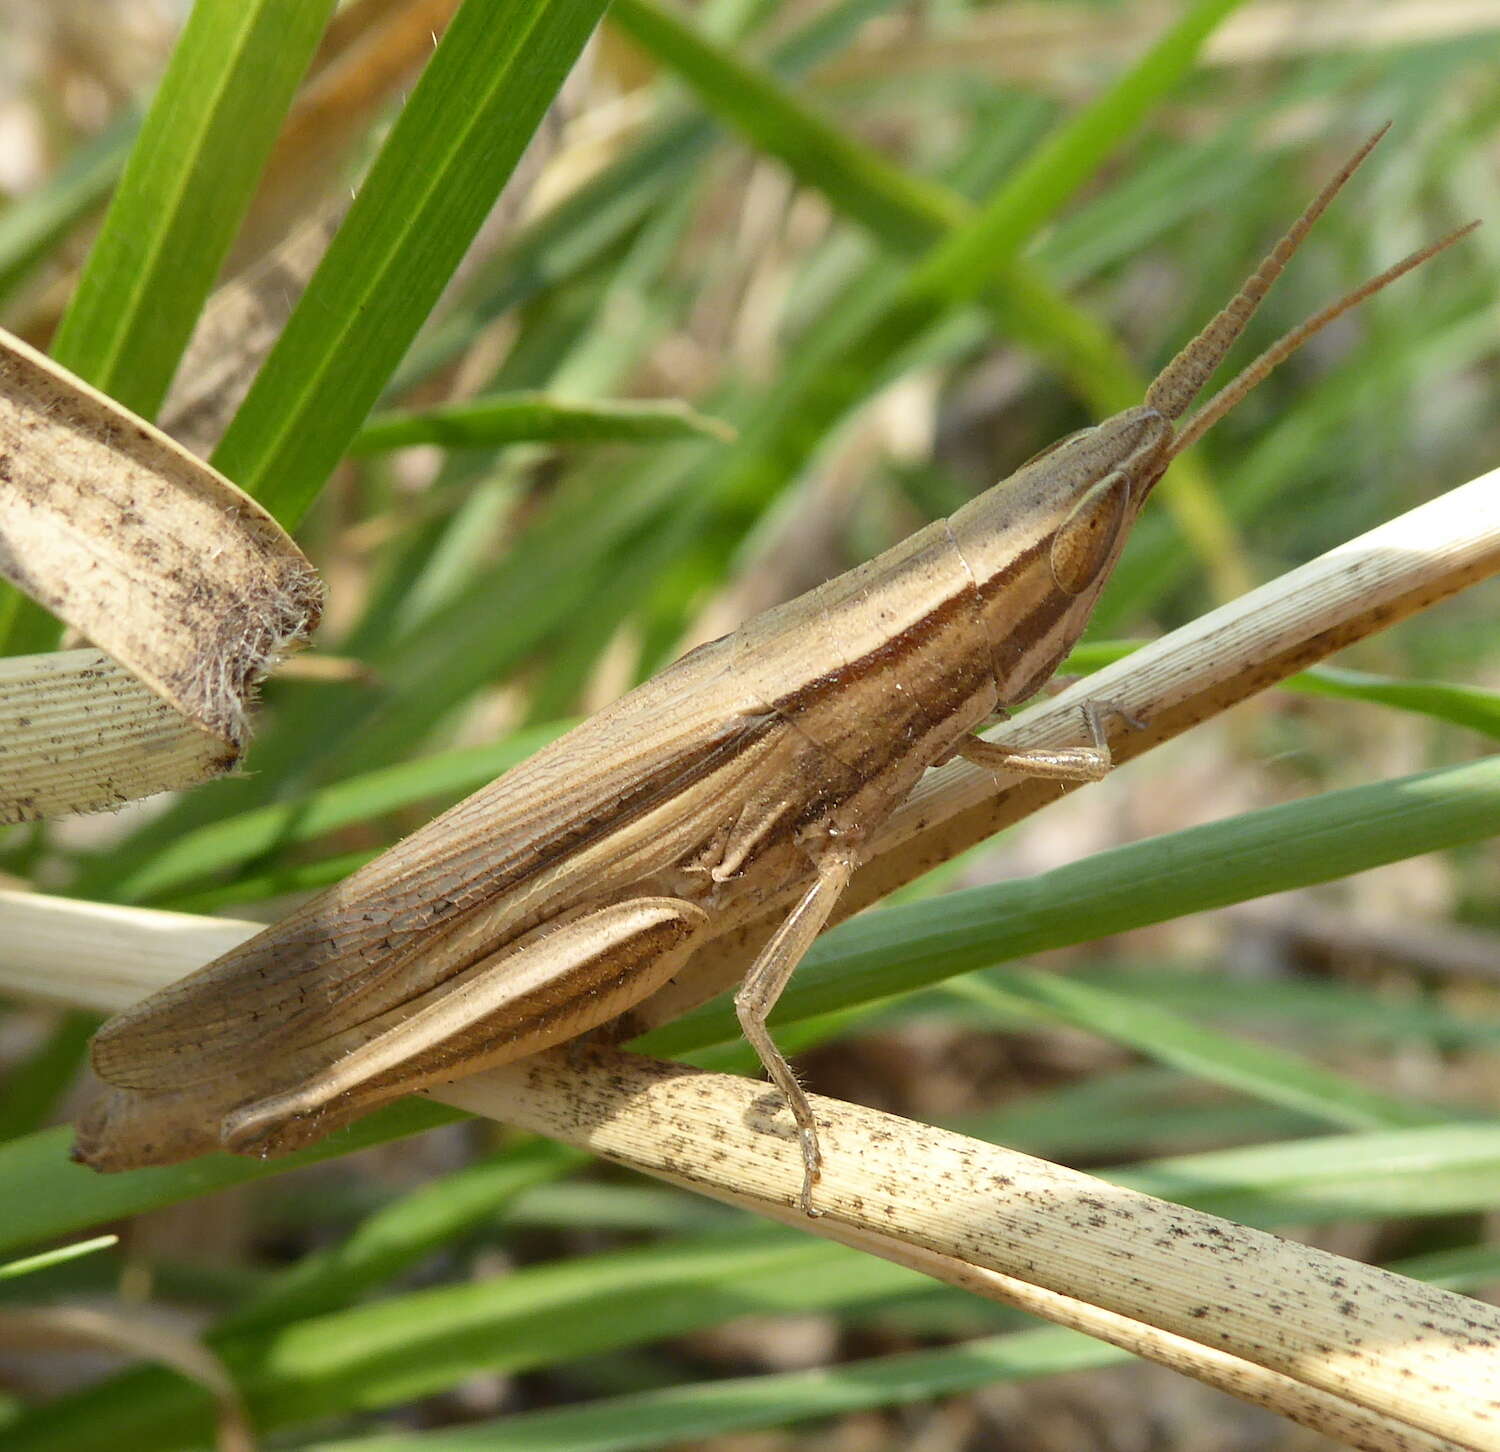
<box><xmin>76</xmin><ymin>895</ymin><xmax>711</xmax><ymax>1169</ymax></box>
<box><xmin>89</xmin><ymin>632</ymin><xmax>766</xmax><ymax>1097</ymax></box>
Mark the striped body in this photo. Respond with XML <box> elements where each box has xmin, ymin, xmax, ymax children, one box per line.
<box><xmin>79</xmin><ymin>129</ymin><xmax>1456</xmax><ymax>1175</ymax></box>
<box><xmin>77</xmin><ymin>407</ymin><xmax>1171</xmax><ymax>1169</ymax></box>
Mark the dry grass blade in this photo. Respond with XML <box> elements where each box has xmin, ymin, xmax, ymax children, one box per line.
<box><xmin>160</xmin><ymin>205</ymin><xmax>348</xmax><ymax>459</ymax></box>
<box><xmin>772</xmin><ymin>1225</ymin><xmax>1474</xmax><ymax>1452</ymax></box>
<box><xmin>226</xmin><ymin>0</ymin><xmax>464</xmax><ymax>270</ymax></box>
<box><xmin>0</xmin><ymin>889</ymin><xmax>253</xmax><ymax>1013</ymax></box>
<box><xmin>162</xmin><ymin>79</ymin><xmax>576</xmax><ymax>460</ymax></box>
<box><xmin>0</xmin><ymin>887</ymin><xmax>1495</xmax><ymax>1451</ymax></box>
<box><xmin>0</xmin><ymin>330</ymin><xmax>320</xmax><ymax>821</ymax></box>
<box><xmin>633</xmin><ymin>465</ymin><xmax>1500</xmax><ymax>1029</ymax></box>
<box><xmin>823</xmin><ymin>1</ymin><xmax>1500</xmax><ymax>88</ymax></box>
<box><xmin>0</xmin><ymin>1306</ymin><xmax>252</xmax><ymax>1452</ymax></box>
<box><xmin>442</xmin><ymin>1050</ymin><xmax>1500</xmax><ymax>1452</ymax></box>
<box><xmin>0</xmin><ymin>650</ymin><xmax>251</xmax><ymax>823</ymax></box>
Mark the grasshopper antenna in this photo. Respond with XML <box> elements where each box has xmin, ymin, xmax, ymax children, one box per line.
<box><xmin>1167</xmin><ymin>217</ymin><xmax>1479</xmax><ymax>458</ymax></box>
<box><xmin>1145</xmin><ymin>123</ymin><xmax>1393</xmax><ymax>422</ymax></box>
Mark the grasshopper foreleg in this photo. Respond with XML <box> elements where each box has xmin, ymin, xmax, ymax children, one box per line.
<box><xmin>955</xmin><ymin>700</ymin><xmax>1142</xmax><ymax>782</ymax></box>
<box><xmin>734</xmin><ymin>845</ymin><xmax>858</xmax><ymax>1217</ymax></box>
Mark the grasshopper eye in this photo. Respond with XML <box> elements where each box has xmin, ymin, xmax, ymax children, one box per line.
<box><xmin>1018</xmin><ymin>426</ymin><xmax>1094</xmax><ymax>471</ymax></box>
<box><xmin>1050</xmin><ymin>470</ymin><xmax>1130</xmax><ymax>595</ymax></box>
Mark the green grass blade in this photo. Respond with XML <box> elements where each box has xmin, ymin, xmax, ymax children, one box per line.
<box><xmin>0</xmin><ymin>112</ymin><xmax>136</xmax><ymax>308</ymax></box>
<box><xmin>611</xmin><ymin>0</ymin><xmax>965</xmax><ymax>251</ymax></box>
<box><xmin>0</xmin><ymin>1105</ymin><xmax>462</xmax><ymax>1257</ymax></box>
<box><xmin>642</xmin><ymin>754</ymin><xmax>1500</xmax><ymax>1055</ymax></box>
<box><xmin>0</xmin><ymin>1011</ymin><xmax>96</xmax><ymax>1141</ymax></box>
<box><xmin>1041</xmin><ymin>120</ymin><xmax>1267</xmax><ymax>284</ymax></box>
<box><xmin>0</xmin><ymin>583</ymin><xmax>63</xmax><ymax>657</ymax></box>
<box><xmin>392</xmin><ymin>0</ymin><xmax>903</xmax><ymax>393</ymax></box>
<box><xmin>949</xmin><ymin>971</ymin><xmax>1451</xmax><ymax>1132</ymax></box>
<box><xmin>162</xmin><ymin>848</ymin><xmax>382</xmax><ymax>912</ymax></box>
<box><xmin>283</xmin><ymin>1223</ymin><xmax>1500</xmax><ymax>1452</ymax></box>
<box><xmin>1388</xmin><ymin>1244</ymin><xmax>1500</xmax><ymax>1293</ymax></box>
<box><xmin>497</xmin><ymin>1180</ymin><xmax>736</xmax><ymax>1234</ymax></box>
<box><xmin>1070</xmin><ymin>965</ymin><xmax>1500</xmax><ymax>1051</ymax></box>
<box><xmin>221</xmin><ymin>1141</ymin><xmax>579</xmax><ymax>1337</ymax></box>
<box><xmin>15</xmin><ymin>1126</ymin><xmax>1500</xmax><ymax>1451</ymax></box>
<box><xmin>595</xmin><ymin>0</ymin><xmax>1248</xmax><ymax>657</ymax></box>
<box><xmin>300</xmin><ymin>1326</ymin><xmax>1120</xmax><ymax>1451</ymax></box>
<box><xmin>916</xmin><ymin>0</ymin><xmax>1246</xmax><ymax>291</ymax></box>
<box><xmin>352</xmin><ymin>394</ymin><xmax>734</xmax><ymax>453</ymax></box>
<box><xmin>370</xmin><ymin>174</ymin><xmax>708</xmax><ymax>652</ymax></box>
<box><xmin>0</xmin><ymin>1235</ymin><xmax>117</xmax><ymax>1283</ymax></box>
<box><xmin>1065</xmin><ymin>642</ymin><xmax>1500</xmax><ymax>742</ymax></box>
<box><xmin>960</xmin><ymin>1066</ymin><xmax>1318</xmax><ymax>1159</ymax></box>
<box><xmin>4</xmin><ymin>1232</ymin><xmax>925</xmax><ymax>1452</ymax></box>
<box><xmin>826</xmin><ymin>0</ymin><xmax>1246</xmax><ymax>325</ymax></box>
<box><xmin>1121</xmin><ymin>1125</ymin><xmax>1500</xmax><ymax>1224</ymax></box>
<box><xmin>49</xmin><ymin>0</ymin><xmax>336</xmax><ymax>416</ymax></box>
<box><xmin>211</xmin><ymin>0</ymin><xmax>611</xmax><ymax>527</ymax></box>
<box><xmin>1289</xmin><ymin>664</ymin><xmax>1500</xmax><ymax>740</ymax></box>
<box><xmin>389</xmin><ymin>121</ymin><xmax>702</xmax><ymax>396</ymax></box>
<box><xmin>612</xmin><ymin>0</ymin><xmax>1245</xmax><ymax>591</ymax></box>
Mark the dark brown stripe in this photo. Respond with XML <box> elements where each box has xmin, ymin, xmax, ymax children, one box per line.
<box><xmin>767</xmin><ymin>532</ymin><xmax>1052</xmax><ymax>721</ymax></box>
<box><xmin>994</xmin><ymin>582</ymin><xmax>1076</xmax><ymax>677</ymax></box>
<box><xmin>971</xmin><ymin>534</ymin><xmax>1050</xmax><ymax>604</ymax></box>
<box><xmin>772</xmin><ymin>577</ymin><xmax>979</xmax><ymax>714</ymax></box>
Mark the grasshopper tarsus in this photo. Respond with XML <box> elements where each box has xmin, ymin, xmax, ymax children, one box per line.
<box><xmin>955</xmin><ymin>700</ymin><xmax>1137</xmax><ymax>782</ymax></box>
<box><xmin>799</xmin><ymin>1148</ymin><xmax>824</xmax><ymax>1219</ymax></box>
<box><xmin>957</xmin><ymin>735</ymin><xmax>1110</xmax><ymax>781</ymax></box>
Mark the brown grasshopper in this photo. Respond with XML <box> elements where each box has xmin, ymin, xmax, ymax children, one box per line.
<box><xmin>76</xmin><ymin>129</ymin><xmax>1473</xmax><ymax>1211</ymax></box>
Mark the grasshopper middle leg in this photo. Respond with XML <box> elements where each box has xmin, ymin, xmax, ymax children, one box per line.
<box><xmin>734</xmin><ymin>845</ymin><xmax>857</xmax><ymax>1216</ymax></box>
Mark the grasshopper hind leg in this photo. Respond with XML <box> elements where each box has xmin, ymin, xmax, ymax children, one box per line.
<box><xmin>220</xmin><ymin>896</ymin><xmax>712</xmax><ymax>1157</ymax></box>
<box><xmin>734</xmin><ymin>845</ymin><xmax>858</xmax><ymax>1217</ymax></box>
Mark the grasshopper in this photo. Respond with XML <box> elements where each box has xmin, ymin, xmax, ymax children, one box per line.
<box><xmin>76</xmin><ymin>130</ymin><xmax>1472</xmax><ymax>1211</ymax></box>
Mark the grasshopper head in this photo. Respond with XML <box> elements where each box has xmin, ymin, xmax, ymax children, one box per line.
<box><xmin>945</xmin><ymin>405</ymin><xmax>1172</xmax><ymax>702</ymax></box>
<box><xmin>948</xmin><ymin>125</ymin><xmax>1474</xmax><ymax>705</ymax></box>
<box><xmin>947</xmin><ymin>403</ymin><xmax>1170</xmax><ymax>595</ymax></box>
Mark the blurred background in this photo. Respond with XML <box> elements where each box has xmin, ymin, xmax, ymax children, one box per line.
<box><xmin>1</xmin><ymin>2</ymin><xmax>1499</xmax><ymax>1448</ymax></box>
